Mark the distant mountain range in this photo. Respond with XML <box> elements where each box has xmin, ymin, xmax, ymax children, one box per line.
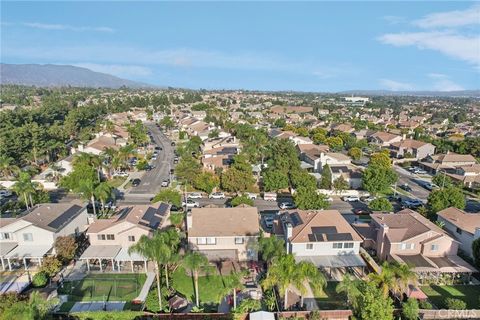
<box><xmin>339</xmin><ymin>89</ymin><xmax>480</xmax><ymax>98</ymax></box>
<box><xmin>0</xmin><ymin>63</ymin><xmax>152</xmax><ymax>89</ymax></box>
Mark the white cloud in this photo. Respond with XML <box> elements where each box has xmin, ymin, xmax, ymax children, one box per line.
<box><xmin>414</xmin><ymin>5</ymin><xmax>480</xmax><ymax>28</ymax></box>
<box><xmin>72</xmin><ymin>63</ymin><xmax>152</xmax><ymax>78</ymax></box>
<box><xmin>378</xmin><ymin>31</ymin><xmax>480</xmax><ymax>67</ymax></box>
<box><xmin>22</xmin><ymin>22</ymin><xmax>114</xmax><ymax>33</ymax></box>
<box><xmin>379</xmin><ymin>79</ymin><xmax>414</xmax><ymax>91</ymax></box>
<box><xmin>427</xmin><ymin>73</ymin><xmax>464</xmax><ymax>91</ymax></box>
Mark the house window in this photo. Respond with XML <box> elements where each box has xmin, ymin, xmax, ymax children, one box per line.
<box><xmin>456</xmin><ymin>227</ymin><xmax>462</xmax><ymax>235</ymax></box>
<box><xmin>235</xmin><ymin>237</ymin><xmax>244</xmax><ymax>244</ymax></box>
<box><xmin>23</xmin><ymin>233</ymin><xmax>33</xmax><ymax>241</ymax></box>
<box><xmin>400</xmin><ymin>243</ymin><xmax>414</xmax><ymax>250</ymax></box>
<box><xmin>333</xmin><ymin>243</ymin><xmax>343</xmax><ymax>249</ymax></box>
<box><xmin>0</xmin><ymin>233</ymin><xmax>10</xmax><ymax>240</ymax></box>
<box><xmin>431</xmin><ymin>244</ymin><xmax>439</xmax><ymax>251</ymax></box>
<box><xmin>343</xmin><ymin>242</ymin><xmax>354</xmax><ymax>249</ymax></box>
<box><xmin>106</xmin><ymin>234</ymin><xmax>115</xmax><ymax>240</ymax></box>
<box><xmin>128</xmin><ymin>236</ymin><xmax>135</xmax><ymax>242</ymax></box>
<box><xmin>197</xmin><ymin>237</ymin><xmax>207</xmax><ymax>245</ymax></box>
<box><xmin>97</xmin><ymin>234</ymin><xmax>106</xmax><ymax>240</ymax></box>
<box><xmin>207</xmin><ymin>237</ymin><xmax>216</xmax><ymax>245</ymax></box>
<box><xmin>306</xmin><ymin>243</ymin><xmax>313</xmax><ymax>250</ymax></box>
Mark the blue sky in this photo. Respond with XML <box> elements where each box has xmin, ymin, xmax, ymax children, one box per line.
<box><xmin>1</xmin><ymin>1</ymin><xmax>479</xmax><ymax>91</ymax></box>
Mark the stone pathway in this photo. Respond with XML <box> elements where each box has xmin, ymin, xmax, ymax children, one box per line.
<box><xmin>133</xmin><ymin>271</ymin><xmax>155</xmax><ymax>303</ymax></box>
<box><xmin>69</xmin><ymin>301</ymin><xmax>125</xmax><ymax>312</ymax></box>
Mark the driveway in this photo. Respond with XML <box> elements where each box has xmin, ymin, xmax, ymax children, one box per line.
<box><xmin>127</xmin><ymin>123</ymin><xmax>175</xmax><ymax>197</ymax></box>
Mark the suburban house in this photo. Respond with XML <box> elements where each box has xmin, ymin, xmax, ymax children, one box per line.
<box><xmin>368</xmin><ymin>132</ymin><xmax>403</xmax><ymax>147</ymax></box>
<box><xmin>73</xmin><ymin>134</ymin><xmax>122</xmax><ymax>155</ymax></box>
<box><xmin>332</xmin><ymin>123</ymin><xmax>354</xmax><ymax>134</ymax></box>
<box><xmin>187</xmin><ymin>206</ymin><xmax>260</xmax><ymax>261</ymax></box>
<box><xmin>419</xmin><ymin>152</ymin><xmax>477</xmax><ymax>175</ymax></box>
<box><xmin>389</xmin><ymin>139</ymin><xmax>435</xmax><ymax>159</ymax></box>
<box><xmin>445</xmin><ymin>164</ymin><xmax>480</xmax><ymax>189</ymax></box>
<box><xmin>354</xmin><ymin>209</ymin><xmax>476</xmax><ymax>281</ymax></box>
<box><xmin>299</xmin><ymin>146</ymin><xmax>351</xmax><ymax>173</ymax></box>
<box><xmin>437</xmin><ymin>207</ymin><xmax>480</xmax><ymax>258</ymax></box>
<box><xmin>273</xmin><ymin>210</ymin><xmax>366</xmax><ymax>278</ymax></box>
<box><xmin>329</xmin><ymin>165</ymin><xmax>363</xmax><ymax>189</ymax></box>
<box><xmin>80</xmin><ymin>202</ymin><xmax>170</xmax><ymax>272</ymax></box>
<box><xmin>0</xmin><ymin>201</ymin><xmax>89</xmax><ymax>271</ymax></box>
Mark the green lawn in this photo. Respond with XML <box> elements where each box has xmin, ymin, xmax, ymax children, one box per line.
<box><xmin>421</xmin><ymin>285</ymin><xmax>480</xmax><ymax>309</ymax></box>
<box><xmin>58</xmin><ymin>273</ymin><xmax>146</xmax><ymax>302</ymax></box>
<box><xmin>107</xmin><ymin>177</ymin><xmax>127</xmax><ymax>188</ymax></box>
<box><xmin>171</xmin><ymin>267</ymin><xmax>232</xmax><ymax>307</ymax></box>
<box><xmin>314</xmin><ymin>281</ymin><xmax>348</xmax><ymax>310</ymax></box>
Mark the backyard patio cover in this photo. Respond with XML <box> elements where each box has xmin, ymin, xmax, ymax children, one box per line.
<box><xmin>0</xmin><ymin>242</ymin><xmax>18</xmax><ymax>257</ymax></box>
<box><xmin>80</xmin><ymin>245</ymin><xmax>121</xmax><ymax>259</ymax></box>
<box><xmin>295</xmin><ymin>254</ymin><xmax>366</xmax><ymax>268</ymax></box>
<box><xmin>114</xmin><ymin>247</ymin><xmax>145</xmax><ymax>261</ymax></box>
<box><xmin>249</xmin><ymin>311</ymin><xmax>275</xmax><ymax>320</ymax></box>
<box><xmin>4</xmin><ymin>245</ymin><xmax>51</xmax><ymax>259</ymax></box>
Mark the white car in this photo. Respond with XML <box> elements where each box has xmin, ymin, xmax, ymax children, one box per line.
<box><xmin>113</xmin><ymin>171</ymin><xmax>129</xmax><ymax>177</ymax></box>
<box><xmin>187</xmin><ymin>192</ymin><xmax>203</xmax><ymax>199</ymax></box>
<box><xmin>182</xmin><ymin>199</ymin><xmax>199</xmax><ymax>208</ymax></box>
<box><xmin>245</xmin><ymin>193</ymin><xmax>257</xmax><ymax>200</ymax></box>
<box><xmin>279</xmin><ymin>202</ymin><xmax>296</xmax><ymax>209</ymax></box>
<box><xmin>342</xmin><ymin>196</ymin><xmax>359</xmax><ymax>202</ymax></box>
<box><xmin>151</xmin><ymin>155</ymin><xmax>158</xmax><ymax>161</ymax></box>
<box><xmin>209</xmin><ymin>192</ymin><xmax>225</xmax><ymax>199</ymax></box>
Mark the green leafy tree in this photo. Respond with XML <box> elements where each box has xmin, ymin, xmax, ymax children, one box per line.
<box><xmin>95</xmin><ymin>182</ymin><xmax>113</xmax><ymax>214</ymax></box>
<box><xmin>231</xmin><ymin>195</ymin><xmax>254</xmax><ymax>207</ymax></box>
<box><xmin>221</xmin><ymin>157</ymin><xmax>255</xmax><ymax>192</ymax></box>
<box><xmin>0</xmin><ymin>155</ymin><xmax>19</xmax><ymax>179</ymax></box>
<box><xmin>39</xmin><ymin>256</ymin><xmax>62</xmax><ymax>277</ymax></box>
<box><xmin>368</xmin><ymin>198</ymin><xmax>393</xmax><ymax>212</ymax></box>
<box><xmin>472</xmin><ymin>238</ymin><xmax>480</xmax><ymax>269</ymax></box>
<box><xmin>183</xmin><ymin>252</ymin><xmax>210</xmax><ymax>307</ymax></box>
<box><xmin>319</xmin><ymin>164</ymin><xmax>332</xmax><ymax>189</ymax></box>
<box><xmin>262</xmin><ymin>254</ymin><xmax>326</xmax><ymax>310</ymax></box>
<box><xmin>294</xmin><ymin>187</ymin><xmax>330</xmax><ymax>210</ymax></box>
<box><xmin>11</xmin><ymin>172</ymin><xmax>38</xmax><ymax>209</ymax></box>
<box><xmin>159</xmin><ymin>116</ymin><xmax>174</xmax><ymax>129</ymax></box>
<box><xmin>336</xmin><ymin>274</ymin><xmax>362</xmax><ymax>309</ymax></box>
<box><xmin>432</xmin><ymin>173</ymin><xmax>454</xmax><ymax>188</ymax></box>
<box><xmin>348</xmin><ymin>147</ymin><xmax>362</xmax><ymax>161</ymax></box>
<box><xmin>357</xmin><ymin>282</ymin><xmax>394</xmax><ymax>320</ymax></box>
<box><xmin>370</xmin><ymin>150</ymin><xmax>392</xmax><ymax>168</ymax></box>
<box><xmin>1</xmin><ymin>291</ymin><xmax>57</xmax><ymax>320</ymax></box>
<box><xmin>258</xmin><ymin>236</ymin><xmax>286</xmax><ymax>266</ymax></box>
<box><xmin>402</xmin><ymin>298</ymin><xmax>420</xmax><ymax>320</ymax></box>
<box><xmin>194</xmin><ymin>171</ymin><xmax>219</xmax><ymax>194</ymax></box>
<box><xmin>326</xmin><ymin>136</ymin><xmax>344</xmax><ymax>151</ymax></box>
<box><xmin>176</xmin><ymin>156</ymin><xmax>202</xmax><ymax>185</ymax></box>
<box><xmin>290</xmin><ymin>169</ymin><xmax>317</xmax><ymax>190</ymax></box>
<box><xmin>427</xmin><ymin>186</ymin><xmax>466</xmax><ymax>213</ymax></box>
<box><xmin>362</xmin><ymin>166</ymin><xmax>398</xmax><ymax>195</ymax></box>
<box><xmin>263</xmin><ymin>169</ymin><xmax>289</xmax><ymax>192</ymax></box>
<box><xmin>333</xmin><ymin>176</ymin><xmax>349</xmax><ymax>194</ymax></box>
<box><xmin>151</xmin><ymin>188</ymin><xmax>182</xmax><ymax>207</ymax></box>
<box><xmin>312</xmin><ymin>132</ymin><xmax>327</xmax><ymax>145</ymax></box>
<box><xmin>445</xmin><ymin>298</ymin><xmax>467</xmax><ymax>310</ymax></box>
<box><xmin>54</xmin><ymin>235</ymin><xmax>78</xmax><ymax>262</ymax></box>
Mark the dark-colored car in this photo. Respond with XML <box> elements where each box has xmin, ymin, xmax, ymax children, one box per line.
<box><xmin>132</xmin><ymin>178</ymin><xmax>141</xmax><ymax>187</ymax></box>
<box><xmin>353</xmin><ymin>208</ymin><xmax>371</xmax><ymax>215</ymax></box>
<box><xmin>171</xmin><ymin>142</ymin><xmax>176</xmax><ymax>146</ymax></box>
<box><xmin>170</xmin><ymin>168</ymin><xmax>174</xmax><ymax>174</ymax></box>
<box><xmin>399</xmin><ymin>184</ymin><xmax>412</xmax><ymax>192</ymax></box>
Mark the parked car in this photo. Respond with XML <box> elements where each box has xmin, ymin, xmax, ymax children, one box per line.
<box><xmin>387</xmin><ymin>195</ymin><xmax>401</xmax><ymax>202</ymax></box>
<box><xmin>182</xmin><ymin>199</ymin><xmax>199</xmax><ymax>208</ymax></box>
<box><xmin>401</xmin><ymin>198</ymin><xmax>423</xmax><ymax>209</ymax></box>
<box><xmin>174</xmin><ymin>157</ymin><xmax>179</xmax><ymax>164</ymax></box>
<box><xmin>113</xmin><ymin>171</ymin><xmax>129</xmax><ymax>177</ymax></box>
<box><xmin>188</xmin><ymin>193</ymin><xmax>203</xmax><ymax>199</ymax></box>
<box><xmin>263</xmin><ymin>192</ymin><xmax>277</xmax><ymax>201</ymax></box>
<box><xmin>279</xmin><ymin>202</ymin><xmax>296</xmax><ymax>209</ymax></box>
<box><xmin>170</xmin><ymin>168</ymin><xmax>174</xmax><ymax>174</ymax></box>
<box><xmin>414</xmin><ymin>168</ymin><xmax>427</xmax><ymax>175</ymax></box>
<box><xmin>420</xmin><ymin>181</ymin><xmax>437</xmax><ymax>191</ymax></box>
<box><xmin>171</xmin><ymin>142</ymin><xmax>176</xmax><ymax>146</ymax></box>
<box><xmin>151</xmin><ymin>155</ymin><xmax>158</xmax><ymax>161</ymax></box>
<box><xmin>209</xmin><ymin>192</ymin><xmax>225</xmax><ymax>199</ymax></box>
<box><xmin>104</xmin><ymin>201</ymin><xmax>117</xmax><ymax>210</ymax></box>
<box><xmin>360</xmin><ymin>195</ymin><xmax>375</xmax><ymax>203</ymax></box>
<box><xmin>161</xmin><ymin>180</ymin><xmax>170</xmax><ymax>187</ymax></box>
<box><xmin>353</xmin><ymin>208</ymin><xmax>371</xmax><ymax>215</ymax></box>
<box><xmin>399</xmin><ymin>184</ymin><xmax>412</xmax><ymax>192</ymax></box>
<box><xmin>245</xmin><ymin>193</ymin><xmax>257</xmax><ymax>200</ymax></box>
<box><xmin>131</xmin><ymin>178</ymin><xmax>141</xmax><ymax>187</ymax></box>
<box><xmin>264</xmin><ymin>216</ymin><xmax>274</xmax><ymax>229</ymax></box>
<box><xmin>342</xmin><ymin>195</ymin><xmax>359</xmax><ymax>202</ymax></box>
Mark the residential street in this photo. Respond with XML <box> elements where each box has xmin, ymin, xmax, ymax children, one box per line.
<box><xmin>393</xmin><ymin>165</ymin><xmax>431</xmax><ymax>201</ymax></box>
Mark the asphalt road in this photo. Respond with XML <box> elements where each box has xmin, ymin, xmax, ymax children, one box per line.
<box><xmin>393</xmin><ymin>165</ymin><xmax>431</xmax><ymax>201</ymax></box>
<box><xmin>127</xmin><ymin>123</ymin><xmax>175</xmax><ymax>197</ymax></box>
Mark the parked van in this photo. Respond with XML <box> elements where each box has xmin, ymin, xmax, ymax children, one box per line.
<box><xmin>263</xmin><ymin>192</ymin><xmax>277</xmax><ymax>201</ymax></box>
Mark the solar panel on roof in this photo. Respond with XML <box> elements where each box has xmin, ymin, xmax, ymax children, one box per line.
<box><xmin>47</xmin><ymin>205</ymin><xmax>81</xmax><ymax>230</ymax></box>
<box><xmin>326</xmin><ymin>233</ymin><xmax>353</xmax><ymax>241</ymax></box>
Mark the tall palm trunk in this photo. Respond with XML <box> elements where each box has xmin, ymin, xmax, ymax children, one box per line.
<box><xmin>91</xmin><ymin>195</ymin><xmax>97</xmax><ymax>216</ymax></box>
<box><xmin>164</xmin><ymin>264</ymin><xmax>169</xmax><ymax>288</ymax></box>
<box><xmin>155</xmin><ymin>263</ymin><xmax>162</xmax><ymax>310</ymax></box>
<box><xmin>194</xmin><ymin>271</ymin><xmax>200</xmax><ymax>307</ymax></box>
<box><xmin>233</xmin><ymin>288</ymin><xmax>237</xmax><ymax>310</ymax></box>
<box><xmin>284</xmin><ymin>287</ymin><xmax>288</xmax><ymax>310</ymax></box>
<box><xmin>23</xmin><ymin>193</ymin><xmax>30</xmax><ymax>209</ymax></box>
<box><xmin>29</xmin><ymin>193</ymin><xmax>34</xmax><ymax>208</ymax></box>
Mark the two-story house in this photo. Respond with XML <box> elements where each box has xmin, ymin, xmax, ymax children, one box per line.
<box><xmin>0</xmin><ymin>201</ymin><xmax>89</xmax><ymax>271</ymax></box>
<box><xmin>389</xmin><ymin>139</ymin><xmax>436</xmax><ymax>160</ymax></box>
<box><xmin>80</xmin><ymin>203</ymin><xmax>169</xmax><ymax>272</ymax></box>
<box><xmin>354</xmin><ymin>209</ymin><xmax>476</xmax><ymax>281</ymax></box>
<box><xmin>419</xmin><ymin>152</ymin><xmax>477</xmax><ymax>175</ymax></box>
<box><xmin>187</xmin><ymin>206</ymin><xmax>260</xmax><ymax>261</ymax></box>
<box><xmin>437</xmin><ymin>207</ymin><xmax>480</xmax><ymax>258</ymax></box>
<box><xmin>273</xmin><ymin>210</ymin><xmax>365</xmax><ymax>278</ymax></box>
<box><xmin>368</xmin><ymin>132</ymin><xmax>403</xmax><ymax>148</ymax></box>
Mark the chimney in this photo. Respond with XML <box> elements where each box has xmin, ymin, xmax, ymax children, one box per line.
<box><xmin>285</xmin><ymin>222</ymin><xmax>293</xmax><ymax>239</ymax></box>
<box><xmin>377</xmin><ymin>223</ymin><xmax>389</xmax><ymax>260</ymax></box>
<box><xmin>402</xmin><ymin>134</ymin><xmax>407</xmax><ymax>140</ymax></box>
<box><xmin>186</xmin><ymin>211</ymin><xmax>193</xmax><ymax>230</ymax></box>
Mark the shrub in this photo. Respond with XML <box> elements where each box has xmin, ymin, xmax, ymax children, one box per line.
<box><xmin>445</xmin><ymin>298</ymin><xmax>467</xmax><ymax>310</ymax></box>
<box><xmin>418</xmin><ymin>300</ymin><xmax>432</xmax><ymax>309</ymax></box>
<box><xmin>40</xmin><ymin>256</ymin><xmax>62</xmax><ymax>277</ymax></box>
<box><xmin>55</xmin><ymin>235</ymin><xmax>78</xmax><ymax>262</ymax></box>
<box><xmin>231</xmin><ymin>195</ymin><xmax>254</xmax><ymax>207</ymax></box>
<box><xmin>402</xmin><ymin>298</ymin><xmax>419</xmax><ymax>320</ymax></box>
<box><xmin>32</xmin><ymin>271</ymin><xmax>48</xmax><ymax>287</ymax></box>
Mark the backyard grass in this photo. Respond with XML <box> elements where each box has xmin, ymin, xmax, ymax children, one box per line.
<box><xmin>314</xmin><ymin>281</ymin><xmax>347</xmax><ymax>310</ymax></box>
<box><xmin>421</xmin><ymin>285</ymin><xmax>480</xmax><ymax>309</ymax></box>
<box><xmin>107</xmin><ymin>177</ymin><xmax>127</xmax><ymax>188</ymax></box>
<box><xmin>171</xmin><ymin>267</ymin><xmax>232</xmax><ymax>307</ymax></box>
<box><xmin>57</xmin><ymin>301</ymin><xmax>75</xmax><ymax>312</ymax></box>
<box><xmin>58</xmin><ymin>273</ymin><xmax>146</xmax><ymax>302</ymax></box>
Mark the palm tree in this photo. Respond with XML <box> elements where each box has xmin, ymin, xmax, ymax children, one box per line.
<box><xmin>221</xmin><ymin>271</ymin><xmax>245</xmax><ymax>310</ymax></box>
<box><xmin>11</xmin><ymin>172</ymin><xmax>37</xmax><ymax>209</ymax></box>
<box><xmin>0</xmin><ymin>155</ymin><xmax>19</xmax><ymax>179</ymax></box>
<box><xmin>262</xmin><ymin>254</ymin><xmax>326</xmax><ymax>310</ymax></box>
<box><xmin>392</xmin><ymin>262</ymin><xmax>418</xmax><ymax>294</ymax></box>
<box><xmin>129</xmin><ymin>232</ymin><xmax>171</xmax><ymax>311</ymax></box>
<box><xmin>78</xmin><ymin>179</ymin><xmax>98</xmax><ymax>217</ymax></box>
<box><xmin>48</xmin><ymin>163</ymin><xmax>64</xmax><ymax>182</ymax></box>
<box><xmin>183</xmin><ymin>252</ymin><xmax>210</xmax><ymax>307</ymax></box>
<box><xmin>258</xmin><ymin>235</ymin><xmax>286</xmax><ymax>266</ymax></box>
<box><xmin>159</xmin><ymin>228</ymin><xmax>182</xmax><ymax>288</ymax></box>
<box><xmin>336</xmin><ymin>274</ymin><xmax>362</xmax><ymax>309</ymax></box>
<box><xmin>95</xmin><ymin>182</ymin><xmax>112</xmax><ymax>215</ymax></box>
<box><xmin>368</xmin><ymin>262</ymin><xmax>401</xmax><ymax>297</ymax></box>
